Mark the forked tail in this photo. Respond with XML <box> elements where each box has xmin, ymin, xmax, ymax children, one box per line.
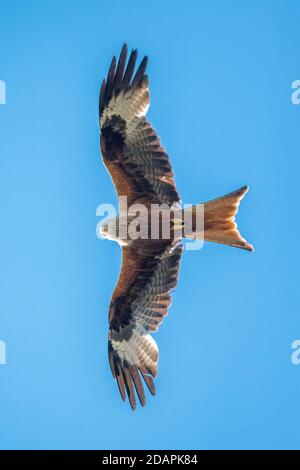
<box><xmin>183</xmin><ymin>186</ymin><xmax>253</xmax><ymax>251</ymax></box>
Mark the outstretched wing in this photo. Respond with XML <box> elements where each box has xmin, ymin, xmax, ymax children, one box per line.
<box><xmin>99</xmin><ymin>43</ymin><xmax>180</xmax><ymax>207</ymax></box>
<box><xmin>108</xmin><ymin>242</ymin><xmax>183</xmax><ymax>410</ymax></box>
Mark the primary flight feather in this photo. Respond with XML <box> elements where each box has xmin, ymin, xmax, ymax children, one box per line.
<box><xmin>99</xmin><ymin>44</ymin><xmax>253</xmax><ymax>410</ymax></box>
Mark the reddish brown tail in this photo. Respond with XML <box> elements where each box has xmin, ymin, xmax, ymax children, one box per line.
<box><xmin>183</xmin><ymin>186</ymin><xmax>253</xmax><ymax>251</ymax></box>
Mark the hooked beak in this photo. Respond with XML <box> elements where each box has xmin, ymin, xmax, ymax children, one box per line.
<box><xmin>100</xmin><ymin>223</ymin><xmax>108</xmax><ymax>237</ymax></box>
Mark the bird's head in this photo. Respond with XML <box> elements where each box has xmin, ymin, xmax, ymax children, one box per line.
<box><xmin>99</xmin><ymin>216</ymin><xmax>129</xmax><ymax>246</ymax></box>
<box><xmin>99</xmin><ymin>217</ymin><xmax>119</xmax><ymax>242</ymax></box>
<box><xmin>100</xmin><ymin>222</ymin><xmax>109</xmax><ymax>237</ymax></box>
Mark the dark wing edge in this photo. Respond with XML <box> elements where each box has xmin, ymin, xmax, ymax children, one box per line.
<box><xmin>108</xmin><ymin>243</ymin><xmax>183</xmax><ymax>410</ymax></box>
<box><xmin>99</xmin><ymin>43</ymin><xmax>148</xmax><ymax>119</ymax></box>
<box><xmin>108</xmin><ymin>342</ymin><xmax>155</xmax><ymax>410</ymax></box>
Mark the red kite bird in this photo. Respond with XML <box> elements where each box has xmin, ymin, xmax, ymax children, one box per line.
<box><xmin>99</xmin><ymin>44</ymin><xmax>253</xmax><ymax>410</ymax></box>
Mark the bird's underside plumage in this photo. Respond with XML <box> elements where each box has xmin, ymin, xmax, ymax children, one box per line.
<box><xmin>99</xmin><ymin>44</ymin><xmax>253</xmax><ymax>410</ymax></box>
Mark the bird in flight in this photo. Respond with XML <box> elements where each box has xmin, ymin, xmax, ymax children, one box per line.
<box><xmin>99</xmin><ymin>44</ymin><xmax>253</xmax><ymax>410</ymax></box>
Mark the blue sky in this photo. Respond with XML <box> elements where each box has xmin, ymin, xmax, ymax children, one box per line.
<box><xmin>0</xmin><ymin>0</ymin><xmax>299</xmax><ymax>450</ymax></box>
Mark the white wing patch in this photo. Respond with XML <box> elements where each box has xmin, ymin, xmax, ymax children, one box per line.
<box><xmin>100</xmin><ymin>82</ymin><xmax>150</xmax><ymax>134</ymax></box>
<box><xmin>110</xmin><ymin>325</ymin><xmax>159</xmax><ymax>377</ymax></box>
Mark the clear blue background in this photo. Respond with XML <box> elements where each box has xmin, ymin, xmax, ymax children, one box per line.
<box><xmin>0</xmin><ymin>0</ymin><xmax>299</xmax><ymax>450</ymax></box>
